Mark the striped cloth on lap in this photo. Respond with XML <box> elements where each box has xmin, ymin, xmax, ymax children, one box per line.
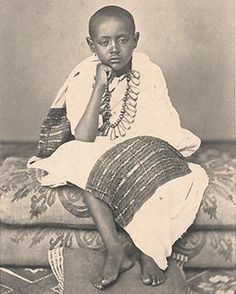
<box><xmin>86</xmin><ymin>136</ymin><xmax>191</xmax><ymax>227</ymax></box>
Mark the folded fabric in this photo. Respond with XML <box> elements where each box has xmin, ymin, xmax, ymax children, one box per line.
<box><xmin>1</xmin><ymin>142</ymin><xmax>235</xmax><ymax>228</ymax></box>
<box><xmin>1</xmin><ymin>224</ymin><xmax>235</xmax><ymax>269</ymax></box>
<box><xmin>0</xmin><ymin>225</ymin><xmax>103</xmax><ymax>266</ymax></box>
<box><xmin>0</xmin><ymin>157</ymin><xmax>95</xmax><ymax>228</ymax></box>
<box><xmin>192</xmin><ymin>144</ymin><xmax>236</xmax><ymax>228</ymax></box>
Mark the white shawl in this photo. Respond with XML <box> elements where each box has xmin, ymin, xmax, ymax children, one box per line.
<box><xmin>51</xmin><ymin>51</ymin><xmax>200</xmax><ymax>157</ymax></box>
<box><xmin>28</xmin><ymin>51</ymin><xmax>200</xmax><ymax>175</ymax></box>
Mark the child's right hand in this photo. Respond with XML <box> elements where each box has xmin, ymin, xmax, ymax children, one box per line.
<box><xmin>95</xmin><ymin>63</ymin><xmax>115</xmax><ymax>89</ymax></box>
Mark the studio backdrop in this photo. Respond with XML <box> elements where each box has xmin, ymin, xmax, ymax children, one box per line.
<box><xmin>0</xmin><ymin>0</ymin><xmax>234</xmax><ymax>141</ymax></box>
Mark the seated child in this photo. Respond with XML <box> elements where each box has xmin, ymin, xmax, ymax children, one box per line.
<box><xmin>28</xmin><ymin>5</ymin><xmax>209</xmax><ymax>290</ymax></box>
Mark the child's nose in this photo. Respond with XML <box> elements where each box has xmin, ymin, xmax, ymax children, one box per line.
<box><xmin>110</xmin><ymin>40</ymin><xmax>120</xmax><ymax>53</ymax></box>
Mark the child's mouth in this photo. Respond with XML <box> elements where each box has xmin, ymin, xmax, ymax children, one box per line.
<box><xmin>109</xmin><ymin>57</ymin><xmax>122</xmax><ymax>63</ymax></box>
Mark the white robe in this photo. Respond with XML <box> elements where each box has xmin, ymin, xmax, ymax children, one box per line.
<box><xmin>28</xmin><ymin>52</ymin><xmax>208</xmax><ymax>270</ymax></box>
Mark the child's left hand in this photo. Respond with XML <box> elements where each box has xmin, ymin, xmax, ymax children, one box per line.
<box><xmin>95</xmin><ymin>63</ymin><xmax>115</xmax><ymax>89</ymax></box>
<box><xmin>105</xmin><ymin>65</ymin><xmax>116</xmax><ymax>84</ymax></box>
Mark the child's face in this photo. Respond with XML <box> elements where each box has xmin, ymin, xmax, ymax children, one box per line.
<box><xmin>87</xmin><ymin>16</ymin><xmax>139</xmax><ymax>74</ymax></box>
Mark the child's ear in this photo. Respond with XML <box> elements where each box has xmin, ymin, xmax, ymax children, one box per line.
<box><xmin>133</xmin><ymin>32</ymin><xmax>140</xmax><ymax>49</ymax></box>
<box><xmin>86</xmin><ymin>36</ymin><xmax>96</xmax><ymax>53</ymax></box>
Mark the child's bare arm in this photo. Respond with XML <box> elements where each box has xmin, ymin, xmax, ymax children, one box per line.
<box><xmin>74</xmin><ymin>64</ymin><xmax>114</xmax><ymax>142</ymax></box>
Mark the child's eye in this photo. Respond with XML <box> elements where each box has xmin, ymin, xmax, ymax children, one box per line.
<box><xmin>99</xmin><ymin>40</ymin><xmax>109</xmax><ymax>46</ymax></box>
<box><xmin>118</xmin><ymin>38</ymin><xmax>128</xmax><ymax>44</ymax></box>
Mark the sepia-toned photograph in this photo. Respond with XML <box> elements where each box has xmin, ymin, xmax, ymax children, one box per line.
<box><xmin>0</xmin><ymin>1</ymin><xmax>235</xmax><ymax>293</ymax></box>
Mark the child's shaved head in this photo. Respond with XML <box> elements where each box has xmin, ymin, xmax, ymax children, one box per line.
<box><xmin>89</xmin><ymin>5</ymin><xmax>136</xmax><ymax>38</ymax></box>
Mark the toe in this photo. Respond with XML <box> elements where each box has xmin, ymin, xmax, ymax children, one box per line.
<box><xmin>101</xmin><ymin>275</ymin><xmax>116</xmax><ymax>287</ymax></box>
<box><xmin>93</xmin><ymin>279</ymin><xmax>104</xmax><ymax>290</ymax></box>
<box><xmin>151</xmin><ymin>275</ymin><xmax>158</xmax><ymax>287</ymax></box>
<box><xmin>141</xmin><ymin>274</ymin><xmax>152</xmax><ymax>285</ymax></box>
<box><xmin>156</xmin><ymin>275</ymin><xmax>165</xmax><ymax>286</ymax></box>
<box><xmin>159</xmin><ymin>273</ymin><xmax>166</xmax><ymax>284</ymax></box>
<box><xmin>159</xmin><ymin>277</ymin><xmax>166</xmax><ymax>285</ymax></box>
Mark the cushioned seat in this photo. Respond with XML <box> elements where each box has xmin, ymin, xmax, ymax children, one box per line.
<box><xmin>0</xmin><ymin>141</ymin><xmax>235</xmax><ymax>272</ymax></box>
<box><xmin>1</xmin><ymin>225</ymin><xmax>236</xmax><ymax>269</ymax></box>
<box><xmin>1</xmin><ymin>142</ymin><xmax>235</xmax><ymax>228</ymax></box>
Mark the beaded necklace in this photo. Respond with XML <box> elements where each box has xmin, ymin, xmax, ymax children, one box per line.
<box><xmin>98</xmin><ymin>70</ymin><xmax>140</xmax><ymax>140</ymax></box>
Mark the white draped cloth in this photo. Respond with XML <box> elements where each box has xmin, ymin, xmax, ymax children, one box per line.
<box><xmin>28</xmin><ymin>52</ymin><xmax>209</xmax><ymax>270</ymax></box>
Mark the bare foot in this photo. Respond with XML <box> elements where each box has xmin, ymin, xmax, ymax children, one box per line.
<box><xmin>139</xmin><ymin>253</ymin><xmax>166</xmax><ymax>286</ymax></box>
<box><xmin>93</xmin><ymin>246</ymin><xmax>134</xmax><ymax>290</ymax></box>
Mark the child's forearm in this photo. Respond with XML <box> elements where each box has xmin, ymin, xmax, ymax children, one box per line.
<box><xmin>74</xmin><ymin>83</ymin><xmax>105</xmax><ymax>142</ymax></box>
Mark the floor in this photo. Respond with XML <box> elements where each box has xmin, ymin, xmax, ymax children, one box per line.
<box><xmin>1</xmin><ymin>266</ymin><xmax>236</xmax><ymax>294</ymax></box>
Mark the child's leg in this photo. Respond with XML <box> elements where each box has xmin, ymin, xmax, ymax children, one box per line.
<box><xmin>83</xmin><ymin>190</ymin><xmax>164</xmax><ymax>288</ymax></box>
<box><xmin>120</xmin><ymin>228</ymin><xmax>166</xmax><ymax>286</ymax></box>
<box><xmin>138</xmin><ymin>252</ymin><xmax>166</xmax><ymax>286</ymax></box>
<box><xmin>82</xmin><ymin>190</ymin><xmax>134</xmax><ymax>289</ymax></box>
<box><xmin>125</xmin><ymin>163</ymin><xmax>208</xmax><ymax>285</ymax></box>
